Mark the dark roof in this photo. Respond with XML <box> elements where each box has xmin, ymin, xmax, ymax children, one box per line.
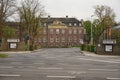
<box><xmin>41</xmin><ymin>17</ymin><xmax>82</xmax><ymax>27</ymax></box>
<box><xmin>6</xmin><ymin>22</ymin><xmax>19</xmax><ymax>29</ymax></box>
<box><xmin>42</xmin><ymin>18</ymin><xmax>81</xmax><ymax>23</ymax></box>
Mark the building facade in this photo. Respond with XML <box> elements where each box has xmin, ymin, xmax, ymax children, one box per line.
<box><xmin>39</xmin><ymin>16</ymin><xmax>86</xmax><ymax>47</ymax></box>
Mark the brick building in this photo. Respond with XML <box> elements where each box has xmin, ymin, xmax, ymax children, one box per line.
<box><xmin>39</xmin><ymin>16</ymin><xmax>86</xmax><ymax>47</ymax></box>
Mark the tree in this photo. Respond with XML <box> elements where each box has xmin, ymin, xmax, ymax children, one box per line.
<box><xmin>111</xmin><ymin>29</ymin><xmax>120</xmax><ymax>45</ymax></box>
<box><xmin>84</xmin><ymin>20</ymin><xmax>91</xmax><ymax>43</ymax></box>
<box><xmin>18</xmin><ymin>0</ymin><xmax>45</xmax><ymax>50</ymax></box>
<box><xmin>93</xmin><ymin>5</ymin><xmax>116</xmax><ymax>44</ymax></box>
<box><xmin>0</xmin><ymin>0</ymin><xmax>17</xmax><ymax>39</ymax></box>
<box><xmin>2</xmin><ymin>26</ymin><xmax>16</xmax><ymax>38</ymax></box>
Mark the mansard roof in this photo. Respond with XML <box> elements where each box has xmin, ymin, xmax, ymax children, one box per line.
<box><xmin>41</xmin><ymin>17</ymin><xmax>83</xmax><ymax>27</ymax></box>
<box><xmin>42</xmin><ymin>17</ymin><xmax>81</xmax><ymax>23</ymax></box>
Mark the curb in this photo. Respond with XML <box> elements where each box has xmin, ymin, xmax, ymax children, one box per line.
<box><xmin>82</xmin><ymin>51</ymin><xmax>120</xmax><ymax>57</ymax></box>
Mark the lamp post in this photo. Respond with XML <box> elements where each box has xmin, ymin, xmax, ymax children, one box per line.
<box><xmin>90</xmin><ymin>15</ymin><xmax>94</xmax><ymax>45</ymax></box>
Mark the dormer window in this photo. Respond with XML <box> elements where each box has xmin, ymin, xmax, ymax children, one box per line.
<box><xmin>79</xmin><ymin>23</ymin><xmax>81</xmax><ymax>26</ymax></box>
<box><xmin>74</xmin><ymin>23</ymin><xmax>77</xmax><ymax>26</ymax></box>
<box><xmin>44</xmin><ymin>23</ymin><xmax>47</xmax><ymax>26</ymax></box>
<box><xmin>69</xmin><ymin>23</ymin><xmax>72</xmax><ymax>26</ymax></box>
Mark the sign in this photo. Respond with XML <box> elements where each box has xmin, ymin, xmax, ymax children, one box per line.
<box><xmin>103</xmin><ymin>40</ymin><xmax>116</xmax><ymax>44</ymax></box>
<box><xmin>105</xmin><ymin>45</ymin><xmax>112</xmax><ymax>52</ymax></box>
<box><xmin>7</xmin><ymin>39</ymin><xmax>20</xmax><ymax>42</ymax></box>
<box><xmin>10</xmin><ymin>43</ymin><xmax>17</xmax><ymax>49</ymax></box>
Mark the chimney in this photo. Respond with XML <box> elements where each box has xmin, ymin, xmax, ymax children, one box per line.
<box><xmin>66</xmin><ymin>15</ymin><xmax>68</xmax><ymax>18</ymax></box>
<box><xmin>48</xmin><ymin>15</ymin><xmax>50</xmax><ymax>19</ymax></box>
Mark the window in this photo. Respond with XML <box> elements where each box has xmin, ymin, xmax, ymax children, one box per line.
<box><xmin>50</xmin><ymin>29</ymin><xmax>53</xmax><ymax>34</ymax></box>
<box><xmin>62</xmin><ymin>37</ymin><xmax>65</xmax><ymax>42</ymax></box>
<box><xmin>69</xmin><ymin>29</ymin><xmax>72</xmax><ymax>34</ymax></box>
<box><xmin>69</xmin><ymin>23</ymin><xmax>72</xmax><ymax>26</ymax></box>
<box><xmin>68</xmin><ymin>37</ymin><xmax>72</xmax><ymax>42</ymax></box>
<box><xmin>62</xmin><ymin>29</ymin><xmax>65</xmax><ymax>34</ymax></box>
<box><xmin>73</xmin><ymin>29</ymin><xmax>77</xmax><ymax>34</ymax></box>
<box><xmin>39</xmin><ymin>38</ymin><xmax>42</xmax><ymax>43</ymax></box>
<box><xmin>56</xmin><ymin>29</ymin><xmax>59</xmax><ymax>34</ymax></box>
<box><xmin>44</xmin><ymin>23</ymin><xmax>47</xmax><ymax>26</ymax></box>
<box><xmin>43</xmin><ymin>29</ymin><xmax>46</xmax><ymax>34</ymax></box>
<box><xmin>50</xmin><ymin>38</ymin><xmax>54</xmax><ymax>42</ymax></box>
<box><xmin>74</xmin><ymin>23</ymin><xmax>77</xmax><ymax>26</ymax></box>
<box><xmin>79</xmin><ymin>30</ymin><xmax>81</xmax><ymax>34</ymax></box>
<box><xmin>43</xmin><ymin>37</ymin><xmax>47</xmax><ymax>42</ymax></box>
<box><xmin>79</xmin><ymin>23</ymin><xmax>81</xmax><ymax>26</ymax></box>
<box><xmin>74</xmin><ymin>36</ymin><xmax>77</xmax><ymax>42</ymax></box>
<box><xmin>56</xmin><ymin>37</ymin><xmax>59</xmax><ymax>42</ymax></box>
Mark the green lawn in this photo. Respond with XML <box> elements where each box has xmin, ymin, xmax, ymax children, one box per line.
<box><xmin>0</xmin><ymin>54</ymin><xmax>8</xmax><ymax>58</ymax></box>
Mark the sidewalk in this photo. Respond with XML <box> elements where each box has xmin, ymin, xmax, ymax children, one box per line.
<box><xmin>82</xmin><ymin>51</ymin><xmax>120</xmax><ymax>57</ymax></box>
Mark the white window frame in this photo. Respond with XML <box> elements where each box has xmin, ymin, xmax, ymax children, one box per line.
<box><xmin>56</xmin><ymin>29</ymin><xmax>59</xmax><ymax>34</ymax></box>
<box><xmin>69</xmin><ymin>29</ymin><xmax>72</xmax><ymax>34</ymax></box>
<box><xmin>73</xmin><ymin>29</ymin><xmax>77</xmax><ymax>34</ymax></box>
<box><xmin>50</xmin><ymin>29</ymin><xmax>53</xmax><ymax>34</ymax></box>
<box><xmin>69</xmin><ymin>23</ymin><xmax>72</xmax><ymax>26</ymax></box>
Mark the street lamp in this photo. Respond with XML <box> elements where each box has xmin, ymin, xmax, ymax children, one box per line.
<box><xmin>90</xmin><ymin>15</ymin><xmax>94</xmax><ymax>45</ymax></box>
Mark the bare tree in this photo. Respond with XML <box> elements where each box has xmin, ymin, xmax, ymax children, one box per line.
<box><xmin>94</xmin><ymin>5</ymin><xmax>116</xmax><ymax>43</ymax></box>
<box><xmin>18</xmin><ymin>0</ymin><xmax>45</xmax><ymax>50</ymax></box>
<box><xmin>0</xmin><ymin>0</ymin><xmax>16</xmax><ymax>39</ymax></box>
<box><xmin>0</xmin><ymin>0</ymin><xmax>16</xmax><ymax>22</ymax></box>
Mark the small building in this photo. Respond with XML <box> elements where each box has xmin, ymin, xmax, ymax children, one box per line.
<box><xmin>96</xmin><ymin>25</ymin><xmax>120</xmax><ymax>55</ymax></box>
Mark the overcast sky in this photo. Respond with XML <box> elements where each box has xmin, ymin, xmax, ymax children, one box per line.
<box><xmin>41</xmin><ymin>0</ymin><xmax>120</xmax><ymax>22</ymax></box>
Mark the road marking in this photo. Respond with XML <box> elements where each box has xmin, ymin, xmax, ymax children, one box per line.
<box><xmin>68</xmin><ymin>71</ymin><xmax>86</xmax><ymax>74</ymax></box>
<box><xmin>107</xmin><ymin>77</ymin><xmax>120</xmax><ymax>80</ymax></box>
<box><xmin>38</xmin><ymin>67</ymin><xmax>63</xmax><ymax>70</ymax></box>
<box><xmin>0</xmin><ymin>66</ymin><xmax>14</xmax><ymax>69</ymax></box>
<box><xmin>0</xmin><ymin>74</ymin><xmax>21</xmax><ymax>77</ymax></box>
<box><xmin>46</xmin><ymin>76</ymin><xmax>76</xmax><ymax>78</ymax></box>
<box><xmin>79</xmin><ymin>58</ymin><xmax>120</xmax><ymax>64</ymax></box>
<box><xmin>34</xmin><ymin>63</ymin><xmax>44</xmax><ymax>64</ymax></box>
<box><xmin>88</xmin><ymin>69</ymin><xmax>118</xmax><ymax>71</ymax></box>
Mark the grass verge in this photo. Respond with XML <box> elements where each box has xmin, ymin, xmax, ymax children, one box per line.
<box><xmin>0</xmin><ymin>54</ymin><xmax>8</xmax><ymax>58</ymax></box>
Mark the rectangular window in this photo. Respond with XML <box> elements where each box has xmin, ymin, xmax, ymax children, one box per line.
<box><xmin>79</xmin><ymin>23</ymin><xmax>81</xmax><ymax>26</ymax></box>
<box><xmin>74</xmin><ymin>29</ymin><xmax>77</xmax><ymax>34</ymax></box>
<box><xmin>74</xmin><ymin>36</ymin><xmax>77</xmax><ymax>42</ymax></box>
<box><xmin>69</xmin><ymin>29</ymin><xmax>72</xmax><ymax>34</ymax></box>
<box><xmin>50</xmin><ymin>38</ymin><xmax>54</xmax><ymax>42</ymax></box>
<box><xmin>79</xmin><ymin>30</ymin><xmax>81</xmax><ymax>34</ymax></box>
<box><xmin>62</xmin><ymin>29</ymin><xmax>65</xmax><ymax>34</ymax></box>
<box><xmin>43</xmin><ymin>29</ymin><xmax>46</xmax><ymax>34</ymax></box>
<box><xmin>56</xmin><ymin>37</ymin><xmax>59</xmax><ymax>42</ymax></box>
<box><xmin>74</xmin><ymin>23</ymin><xmax>77</xmax><ymax>26</ymax></box>
<box><xmin>56</xmin><ymin>29</ymin><xmax>59</xmax><ymax>34</ymax></box>
<box><xmin>50</xmin><ymin>29</ymin><xmax>53</xmax><ymax>34</ymax></box>
<box><xmin>68</xmin><ymin>37</ymin><xmax>72</xmax><ymax>42</ymax></box>
<box><xmin>43</xmin><ymin>37</ymin><xmax>47</xmax><ymax>42</ymax></box>
<box><xmin>69</xmin><ymin>23</ymin><xmax>72</xmax><ymax>26</ymax></box>
<box><xmin>62</xmin><ymin>37</ymin><xmax>65</xmax><ymax>42</ymax></box>
<box><xmin>39</xmin><ymin>38</ymin><xmax>42</xmax><ymax>43</ymax></box>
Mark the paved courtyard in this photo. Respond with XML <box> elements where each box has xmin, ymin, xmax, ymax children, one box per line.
<box><xmin>0</xmin><ymin>48</ymin><xmax>120</xmax><ymax>80</ymax></box>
